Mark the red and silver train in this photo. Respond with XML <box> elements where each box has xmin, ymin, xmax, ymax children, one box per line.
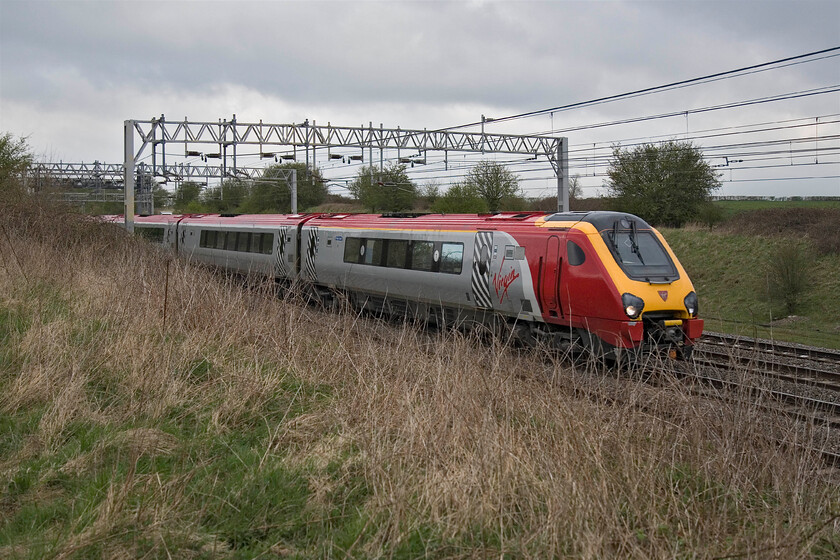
<box><xmin>103</xmin><ymin>211</ymin><xmax>703</xmax><ymax>358</ymax></box>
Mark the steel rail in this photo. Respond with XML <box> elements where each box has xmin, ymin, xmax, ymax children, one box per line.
<box><xmin>693</xmin><ymin>347</ymin><xmax>840</xmax><ymax>392</ymax></box>
<box><xmin>701</xmin><ymin>332</ymin><xmax>840</xmax><ymax>364</ymax></box>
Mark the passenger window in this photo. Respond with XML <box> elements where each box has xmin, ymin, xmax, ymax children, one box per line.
<box><xmin>215</xmin><ymin>232</ymin><xmax>226</xmax><ymax>250</ymax></box>
<box><xmin>200</xmin><ymin>230</ymin><xmax>207</xmax><ymax>247</ymax></box>
<box><xmin>410</xmin><ymin>241</ymin><xmax>434</xmax><ymax>271</ymax></box>
<box><xmin>344</xmin><ymin>237</ymin><xmax>363</xmax><ymax>264</ymax></box>
<box><xmin>364</xmin><ymin>238</ymin><xmax>384</xmax><ymax>265</ymax></box>
<box><xmin>237</xmin><ymin>232</ymin><xmax>251</xmax><ymax>252</ymax></box>
<box><xmin>440</xmin><ymin>242</ymin><xmax>464</xmax><ymax>274</ymax></box>
<box><xmin>135</xmin><ymin>226</ymin><xmax>164</xmax><ymax>243</ymax></box>
<box><xmin>567</xmin><ymin>240</ymin><xmax>586</xmax><ymax>266</ymax></box>
<box><xmin>250</xmin><ymin>233</ymin><xmax>262</xmax><ymax>253</ymax></box>
<box><xmin>225</xmin><ymin>232</ymin><xmax>237</xmax><ymax>251</ymax></box>
<box><xmin>386</xmin><ymin>240</ymin><xmax>408</xmax><ymax>268</ymax></box>
<box><xmin>261</xmin><ymin>233</ymin><xmax>273</xmax><ymax>255</ymax></box>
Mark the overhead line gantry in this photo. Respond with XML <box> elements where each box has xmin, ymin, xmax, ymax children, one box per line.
<box><xmin>123</xmin><ymin>115</ymin><xmax>569</xmax><ymax>231</ymax></box>
<box><xmin>32</xmin><ymin>161</ymin><xmax>279</xmax><ymax>214</ymax></box>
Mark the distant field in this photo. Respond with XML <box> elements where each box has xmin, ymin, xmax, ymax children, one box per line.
<box><xmin>714</xmin><ymin>198</ymin><xmax>840</xmax><ymax>217</ymax></box>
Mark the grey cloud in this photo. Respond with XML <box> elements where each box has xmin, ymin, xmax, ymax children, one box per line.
<box><xmin>1</xmin><ymin>0</ymin><xmax>838</xmax><ymax>191</ymax></box>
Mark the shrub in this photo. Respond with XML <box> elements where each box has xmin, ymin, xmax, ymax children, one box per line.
<box><xmin>764</xmin><ymin>242</ymin><xmax>811</xmax><ymax>317</ymax></box>
<box><xmin>695</xmin><ymin>202</ymin><xmax>726</xmax><ymax>230</ymax></box>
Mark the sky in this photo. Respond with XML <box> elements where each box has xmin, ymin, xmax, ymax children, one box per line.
<box><xmin>1</xmin><ymin>0</ymin><xmax>839</xmax><ymax>199</ymax></box>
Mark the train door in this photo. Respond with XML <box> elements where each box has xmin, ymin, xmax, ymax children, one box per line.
<box><xmin>300</xmin><ymin>226</ymin><xmax>319</xmax><ymax>281</ymax></box>
<box><xmin>166</xmin><ymin>223</ymin><xmax>178</xmax><ymax>251</ymax></box>
<box><xmin>275</xmin><ymin>226</ymin><xmax>290</xmax><ymax>279</ymax></box>
<box><xmin>541</xmin><ymin>235</ymin><xmax>562</xmax><ymax>318</ymax></box>
<box><xmin>471</xmin><ymin>231</ymin><xmax>493</xmax><ymax>309</ymax></box>
<box><xmin>171</xmin><ymin>216</ymin><xmax>188</xmax><ymax>254</ymax></box>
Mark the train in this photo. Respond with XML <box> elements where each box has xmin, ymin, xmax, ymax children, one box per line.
<box><xmin>102</xmin><ymin>210</ymin><xmax>703</xmax><ymax>359</ymax></box>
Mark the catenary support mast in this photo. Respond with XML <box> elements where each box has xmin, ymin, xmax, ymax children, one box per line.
<box><xmin>124</xmin><ymin>121</ymin><xmax>135</xmax><ymax>232</ymax></box>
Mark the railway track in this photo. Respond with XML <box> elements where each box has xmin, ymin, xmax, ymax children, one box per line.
<box><xmin>679</xmin><ymin>368</ymin><xmax>840</xmax><ymax>468</ymax></box>
<box><xmin>692</xmin><ymin>347</ymin><xmax>840</xmax><ymax>391</ymax></box>
<box><xmin>661</xmin><ymin>333</ymin><xmax>840</xmax><ymax>468</ymax></box>
<box><xmin>690</xmin><ymin>332</ymin><xmax>840</xmax><ymax>425</ymax></box>
<box><xmin>683</xmin><ymin>367</ymin><xmax>840</xmax><ymax>427</ymax></box>
<box><xmin>700</xmin><ymin>332</ymin><xmax>840</xmax><ymax>369</ymax></box>
<box><xmin>695</xmin><ymin>331</ymin><xmax>840</xmax><ymax>390</ymax></box>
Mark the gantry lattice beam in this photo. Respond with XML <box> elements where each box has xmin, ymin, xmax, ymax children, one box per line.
<box><xmin>123</xmin><ymin>115</ymin><xmax>569</xmax><ymax>230</ymax></box>
<box><xmin>34</xmin><ymin>162</ymin><xmax>285</xmax><ymax>182</ymax></box>
<box><xmin>129</xmin><ymin>116</ymin><xmax>566</xmax><ymax>174</ymax></box>
<box><xmin>33</xmin><ymin>161</ymin><xmax>154</xmax><ymax>214</ymax></box>
<box><xmin>33</xmin><ymin>161</ymin><xmax>125</xmax><ymax>182</ymax></box>
<box><xmin>32</xmin><ymin>162</ymin><xmax>295</xmax><ymax>217</ymax></box>
<box><xmin>31</xmin><ymin>162</ymin><xmax>282</xmax><ymax>184</ymax></box>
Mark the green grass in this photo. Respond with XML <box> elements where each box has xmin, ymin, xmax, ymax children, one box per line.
<box><xmin>664</xmin><ymin>227</ymin><xmax>840</xmax><ymax>348</ymax></box>
<box><xmin>0</xmin><ymin>294</ymin><xmax>358</xmax><ymax>558</ymax></box>
<box><xmin>0</xmin><ymin>379</ymin><xmax>359</xmax><ymax>558</ymax></box>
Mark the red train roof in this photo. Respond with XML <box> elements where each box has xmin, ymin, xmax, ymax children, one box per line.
<box><xmin>98</xmin><ymin>211</ymin><xmax>572</xmax><ymax>231</ymax></box>
<box><xmin>98</xmin><ymin>214</ymin><xmax>183</xmax><ymax>224</ymax></box>
<box><xmin>177</xmin><ymin>214</ymin><xmax>315</xmax><ymax>227</ymax></box>
<box><xmin>306</xmin><ymin>212</ymin><xmax>551</xmax><ymax>231</ymax></box>
<box><xmin>98</xmin><ymin>213</ymin><xmax>316</xmax><ymax>227</ymax></box>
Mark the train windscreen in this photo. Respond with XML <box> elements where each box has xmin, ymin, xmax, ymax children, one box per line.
<box><xmin>602</xmin><ymin>229</ymin><xmax>678</xmax><ymax>282</ymax></box>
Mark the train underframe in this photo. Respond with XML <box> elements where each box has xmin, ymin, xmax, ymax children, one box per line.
<box><xmin>296</xmin><ymin>281</ymin><xmax>700</xmax><ymax>362</ymax></box>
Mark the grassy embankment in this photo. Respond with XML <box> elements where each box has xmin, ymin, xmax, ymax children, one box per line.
<box><xmin>2</xmin><ymin>201</ymin><xmax>839</xmax><ymax>558</ymax></box>
<box><xmin>663</xmin><ymin>205</ymin><xmax>840</xmax><ymax>349</ymax></box>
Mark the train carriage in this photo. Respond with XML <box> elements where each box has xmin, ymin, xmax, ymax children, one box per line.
<box><xmin>107</xmin><ymin>209</ymin><xmax>703</xmax><ymax>358</ymax></box>
<box><xmin>177</xmin><ymin>214</ymin><xmax>310</xmax><ymax>279</ymax></box>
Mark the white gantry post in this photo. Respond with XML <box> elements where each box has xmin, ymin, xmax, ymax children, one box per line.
<box><xmin>290</xmin><ymin>169</ymin><xmax>298</xmax><ymax>214</ymax></box>
<box><xmin>124</xmin><ymin>120</ymin><xmax>135</xmax><ymax>233</ymax></box>
<box><xmin>557</xmin><ymin>138</ymin><xmax>569</xmax><ymax>213</ymax></box>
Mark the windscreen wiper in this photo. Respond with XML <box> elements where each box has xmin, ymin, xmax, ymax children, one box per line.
<box><xmin>609</xmin><ymin>221</ymin><xmax>620</xmax><ymax>252</ymax></box>
<box><xmin>629</xmin><ymin>221</ymin><xmax>645</xmax><ymax>265</ymax></box>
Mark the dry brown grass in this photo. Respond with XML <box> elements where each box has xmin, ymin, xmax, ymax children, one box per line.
<box><xmin>1</xmin><ymin>197</ymin><xmax>839</xmax><ymax>558</ymax></box>
<box><xmin>719</xmin><ymin>207</ymin><xmax>840</xmax><ymax>255</ymax></box>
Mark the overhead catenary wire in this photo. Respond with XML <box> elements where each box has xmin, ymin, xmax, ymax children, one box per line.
<box><xmin>225</xmin><ymin>50</ymin><xmax>840</xmax><ymax>178</ymax></box>
<box><xmin>154</xmin><ymin>47</ymin><xmax>840</xmax><ymax>200</ymax></box>
<box><xmin>437</xmin><ymin>46</ymin><xmax>840</xmax><ymax>132</ymax></box>
<box><xmin>290</xmin><ymin>91</ymin><xmax>840</xmax><ymax>189</ymax></box>
<box><xmin>221</xmin><ymin>78</ymin><xmax>840</xmax><ymax>189</ymax></box>
<box><xmin>317</xmin><ymin>128</ymin><xmax>840</xmax><ymax>190</ymax></box>
<box><xmin>526</xmin><ymin>87</ymin><xmax>840</xmax><ymax>137</ymax></box>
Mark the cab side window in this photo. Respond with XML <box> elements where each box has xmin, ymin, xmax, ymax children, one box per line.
<box><xmin>567</xmin><ymin>240</ymin><xmax>586</xmax><ymax>266</ymax></box>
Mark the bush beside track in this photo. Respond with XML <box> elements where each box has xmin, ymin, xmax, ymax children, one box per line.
<box><xmin>1</xmin><ymin>197</ymin><xmax>839</xmax><ymax>558</ymax></box>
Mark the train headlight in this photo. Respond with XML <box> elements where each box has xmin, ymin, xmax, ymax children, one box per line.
<box><xmin>684</xmin><ymin>291</ymin><xmax>698</xmax><ymax>318</ymax></box>
<box><xmin>621</xmin><ymin>293</ymin><xmax>645</xmax><ymax>319</ymax></box>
